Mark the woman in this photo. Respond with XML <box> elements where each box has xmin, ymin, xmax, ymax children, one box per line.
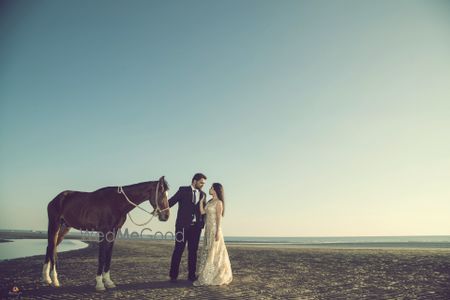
<box><xmin>193</xmin><ymin>183</ymin><xmax>232</xmax><ymax>286</ymax></box>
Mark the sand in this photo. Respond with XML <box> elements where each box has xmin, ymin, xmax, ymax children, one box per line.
<box><xmin>0</xmin><ymin>238</ymin><xmax>449</xmax><ymax>299</ymax></box>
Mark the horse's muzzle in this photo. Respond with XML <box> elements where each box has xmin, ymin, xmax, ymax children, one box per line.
<box><xmin>159</xmin><ymin>212</ymin><xmax>169</xmax><ymax>222</ymax></box>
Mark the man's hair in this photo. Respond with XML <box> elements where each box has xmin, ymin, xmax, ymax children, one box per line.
<box><xmin>192</xmin><ymin>173</ymin><xmax>207</xmax><ymax>183</ymax></box>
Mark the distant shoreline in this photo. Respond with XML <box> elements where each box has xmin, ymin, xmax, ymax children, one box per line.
<box><xmin>226</xmin><ymin>242</ymin><xmax>450</xmax><ymax>251</ymax></box>
<box><xmin>1</xmin><ymin>231</ymin><xmax>449</xmax><ymax>250</ymax></box>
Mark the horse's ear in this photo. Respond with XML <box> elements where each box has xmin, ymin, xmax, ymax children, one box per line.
<box><xmin>159</xmin><ymin>176</ymin><xmax>168</xmax><ymax>190</ymax></box>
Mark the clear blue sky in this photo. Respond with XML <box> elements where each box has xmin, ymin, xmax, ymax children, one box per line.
<box><xmin>1</xmin><ymin>0</ymin><xmax>449</xmax><ymax>236</ymax></box>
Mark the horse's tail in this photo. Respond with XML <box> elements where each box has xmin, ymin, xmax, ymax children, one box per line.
<box><xmin>44</xmin><ymin>191</ymin><xmax>70</xmax><ymax>264</ymax></box>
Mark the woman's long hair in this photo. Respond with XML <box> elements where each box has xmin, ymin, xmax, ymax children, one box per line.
<box><xmin>212</xmin><ymin>183</ymin><xmax>225</xmax><ymax>217</ymax></box>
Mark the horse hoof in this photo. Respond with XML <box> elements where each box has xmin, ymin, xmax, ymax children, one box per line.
<box><xmin>102</xmin><ymin>272</ymin><xmax>116</xmax><ymax>288</ymax></box>
<box><xmin>52</xmin><ymin>281</ymin><xmax>61</xmax><ymax>288</ymax></box>
<box><xmin>105</xmin><ymin>282</ymin><xmax>116</xmax><ymax>288</ymax></box>
<box><xmin>41</xmin><ymin>278</ymin><xmax>52</xmax><ymax>286</ymax></box>
<box><xmin>95</xmin><ymin>282</ymin><xmax>106</xmax><ymax>292</ymax></box>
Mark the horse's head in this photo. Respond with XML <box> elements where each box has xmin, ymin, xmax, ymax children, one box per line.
<box><xmin>150</xmin><ymin>176</ymin><xmax>170</xmax><ymax>221</ymax></box>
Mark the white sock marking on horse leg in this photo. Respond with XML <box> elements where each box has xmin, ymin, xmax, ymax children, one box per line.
<box><xmin>95</xmin><ymin>275</ymin><xmax>106</xmax><ymax>291</ymax></box>
<box><xmin>42</xmin><ymin>262</ymin><xmax>52</xmax><ymax>284</ymax></box>
<box><xmin>102</xmin><ymin>270</ymin><xmax>116</xmax><ymax>288</ymax></box>
<box><xmin>50</xmin><ymin>266</ymin><xmax>60</xmax><ymax>287</ymax></box>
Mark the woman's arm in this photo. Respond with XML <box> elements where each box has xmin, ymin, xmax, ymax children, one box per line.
<box><xmin>215</xmin><ymin>200</ymin><xmax>223</xmax><ymax>241</ymax></box>
<box><xmin>199</xmin><ymin>198</ymin><xmax>207</xmax><ymax>215</ymax></box>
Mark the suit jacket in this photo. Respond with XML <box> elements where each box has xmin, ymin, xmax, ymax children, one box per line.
<box><xmin>169</xmin><ymin>186</ymin><xmax>206</xmax><ymax>229</ymax></box>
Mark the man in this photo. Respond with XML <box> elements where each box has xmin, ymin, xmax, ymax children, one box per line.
<box><xmin>168</xmin><ymin>173</ymin><xmax>207</xmax><ymax>282</ymax></box>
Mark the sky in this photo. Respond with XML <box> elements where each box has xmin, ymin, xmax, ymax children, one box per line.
<box><xmin>1</xmin><ymin>0</ymin><xmax>449</xmax><ymax>237</ymax></box>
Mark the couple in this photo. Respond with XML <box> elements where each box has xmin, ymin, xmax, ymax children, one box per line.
<box><xmin>168</xmin><ymin>173</ymin><xmax>232</xmax><ymax>286</ymax></box>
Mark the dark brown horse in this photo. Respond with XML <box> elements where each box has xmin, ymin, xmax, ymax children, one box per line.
<box><xmin>42</xmin><ymin>176</ymin><xmax>170</xmax><ymax>290</ymax></box>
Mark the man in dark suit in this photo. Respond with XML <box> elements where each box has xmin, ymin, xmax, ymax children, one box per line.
<box><xmin>168</xmin><ymin>173</ymin><xmax>207</xmax><ymax>282</ymax></box>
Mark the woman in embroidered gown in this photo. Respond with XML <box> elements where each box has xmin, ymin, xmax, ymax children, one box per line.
<box><xmin>193</xmin><ymin>183</ymin><xmax>232</xmax><ymax>286</ymax></box>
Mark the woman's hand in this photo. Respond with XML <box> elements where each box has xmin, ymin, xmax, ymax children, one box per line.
<box><xmin>215</xmin><ymin>232</ymin><xmax>219</xmax><ymax>242</ymax></box>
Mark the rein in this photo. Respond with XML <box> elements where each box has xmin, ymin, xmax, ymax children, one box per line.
<box><xmin>117</xmin><ymin>181</ymin><xmax>169</xmax><ymax>226</ymax></box>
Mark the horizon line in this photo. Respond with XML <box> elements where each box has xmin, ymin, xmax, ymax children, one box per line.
<box><xmin>0</xmin><ymin>228</ymin><xmax>449</xmax><ymax>238</ymax></box>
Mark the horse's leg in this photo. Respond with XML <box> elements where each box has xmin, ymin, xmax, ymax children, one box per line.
<box><xmin>50</xmin><ymin>224</ymin><xmax>61</xmax><ymax>287</ymax></box>
<box><xmin>43</xmin><ymin>236</ymin><xmax>53</xmax><ymax>285</ymax></box>
<box><xmin>95</xmin><ymin>232</ymin><xmax>107</xmax><ymax>291</ymax></box>
<box><xmin>102</xmin><ymin>229</ymin><xmax>117</xmax><ymax>288</ymax></box>
<box><xmin>56</xmin><ymin>222</ymin><xmax>71</xmax><ymax>246</ymax></box>
<box><xmin>43</xmin><ymin>209</ymin><xmax>60</xmax><ymax>286</ymax></box>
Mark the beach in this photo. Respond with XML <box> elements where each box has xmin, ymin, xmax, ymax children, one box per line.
<box><xmin>0</xmin><ymin>237</ymin><xmax>449</xmax><ymax>299</ymax></box>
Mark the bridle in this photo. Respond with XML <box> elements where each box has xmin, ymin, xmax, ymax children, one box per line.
<box><xmin>152</xmin><ymin>180</ymin><xmax>170</xmax><ymax>214</ymax></box>
<box><xmin>117</xmin><ymin>180</ymin><xmax>170</xmax><ymax>226</ymax></box>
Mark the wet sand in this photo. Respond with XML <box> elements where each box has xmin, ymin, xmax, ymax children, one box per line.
<box><xmin>0</xmin><ymin>238</ymin><xmax>449</xmax><ymax>299</ymax></box>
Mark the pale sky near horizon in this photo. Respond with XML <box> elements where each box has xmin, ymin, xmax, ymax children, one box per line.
<box><xmin>1</xmin><ymin>1</ymin><xmax>449</xmax><ymax>237</ymax></box>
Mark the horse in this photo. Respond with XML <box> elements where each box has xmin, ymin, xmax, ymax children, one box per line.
<box><xmin>41</xmin><ymin>176</ymin><xmax>170</xmax><ymax>291</ymax></box>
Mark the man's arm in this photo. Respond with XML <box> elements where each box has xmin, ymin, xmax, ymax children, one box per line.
<box><xmin>168</xmin><ymin>187</ymin><xmax>182</xmax><ymax>208</ymax></box>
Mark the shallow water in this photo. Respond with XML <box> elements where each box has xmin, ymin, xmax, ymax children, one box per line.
<box><xmin>0</xmin><ymin>239</ymin><xmax>88</xmax><ymax>261</ymax></box>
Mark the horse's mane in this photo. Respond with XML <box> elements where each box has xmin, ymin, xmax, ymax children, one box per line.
<box><xmin>90</xmin><ymin>178</ymin><xmax>169</xmax><ymax>193</ymax></box>
<box><xmin>124</xmin><ymin>178</ymin><xmax>169</xmax><ymax>191</ymax></box>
